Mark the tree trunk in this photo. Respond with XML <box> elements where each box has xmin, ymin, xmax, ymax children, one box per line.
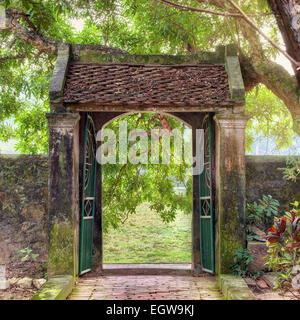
<box><xmin>268</xmin><ymin>0</ymin><xmax>300</xmax><ymax>87</ymax></box>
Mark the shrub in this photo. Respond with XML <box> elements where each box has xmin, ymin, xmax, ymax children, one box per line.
<box><xmin>230</xmin><ymin>248</ymin><xmax>262</xmax><ymax>279</ymax></box>
<box><xmin>18</xmin><ymin>247</ymin><xmax>39</xmax><ymax>262</ymax></box>
<box><xmin>264</xmin><ymin>201</ymin><xmax>300</xmax><ymax>290</ymax></box>
<box><xmin>246</xmin><ymin>195</ymin><xmax>280</xmax><ymax>236</ymax></box>
<box><xmin>278</xmin><ymin>157</ymin><xmax>300</xmax><ymax>183</ymax></box>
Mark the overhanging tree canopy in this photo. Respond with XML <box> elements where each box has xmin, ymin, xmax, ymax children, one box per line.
<box><xmin>0</xmin><ymin>0</ymin><xmax>299</xmax><ymax>153</ymax></box>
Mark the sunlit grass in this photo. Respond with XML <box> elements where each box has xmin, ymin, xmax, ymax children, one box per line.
<box><xmin>103</xmin><ymin>203</ymin><xmax>192</xmax><ymax>263</ymax></box>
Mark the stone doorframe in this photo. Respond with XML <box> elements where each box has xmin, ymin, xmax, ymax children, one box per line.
<box><xmin>46</xmin><ymin>43</ymin><xmax>249</xmax><ymax>278</ymax></box>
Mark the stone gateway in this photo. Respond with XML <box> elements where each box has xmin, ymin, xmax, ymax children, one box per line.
<box><xmin>46</xmin><ymin>43</ymin><xmax>248</xmax><ymax>278</ymax></box>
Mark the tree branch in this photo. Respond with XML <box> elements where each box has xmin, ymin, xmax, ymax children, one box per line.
<box><xmin>226</xmin><ymin>0</ymin><xmax>300</xmax><ymax>68</ymax></box>
<box><xmin>7</xmin><ymin>8</ymin><xmax>38</xmax><ymax>32</ymax></box>
<box><xmin>0</xmin><ymin>51</ymin><xmax>32</xmax><ymax>62</ymax></box>
<box><xmin>106</xmin><ymin>164</ymin><xmax>127</xmax><ymax>205</ymax></box>
<box><xmin>158</xmin><ymin>0</ymin><xmax>299</xmax><ymax>67</ymax></box>
<box><xmin>158</xmin><ymin>114</ymin><xmax>173</xmax><ymax>133</ymax></box>
<box><xmin>240</xmin><ymin>52</ymin><xmax>300</xmax><ymax>133</ymax></box>
<box><xmin>3</xmin><ymin>9</ymin><xmax>59</xmax><ymax>55</ymax></box>
<box><xmin>1</xmin><ymin>8</ymin><xmax>130</xmax><ymax>57</ymax></box>
<box><xmin>257</xmin><ymin>59</ymin><xmax>299</xmax><ymax>119</ymax></box>
<box><xmin>158</xmin><ymin>0</ymin><xmax>272</xmax><ymax>18</ymax></box>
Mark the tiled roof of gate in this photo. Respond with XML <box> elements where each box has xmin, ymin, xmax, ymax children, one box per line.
<box><xmin>63</xmin><ymin>63</ymin><xmax>233</xmax><ymax>106</ymax></box>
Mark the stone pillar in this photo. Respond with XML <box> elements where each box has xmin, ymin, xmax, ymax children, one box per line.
<box><xmin>214</xmin><ymin>114</ymin><xmax>249</xmax><ymax>274</ymax></box>
<box><xmin>46</xmin><ymin>113</ymin><xmax>80</xmax><ymax>278</ymax></box>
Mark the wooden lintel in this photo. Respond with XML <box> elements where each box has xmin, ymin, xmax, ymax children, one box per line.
<box><xmin>66</xmin><ymin>104</ymin><xmax>237</xmax><ymax>113</ymax></box>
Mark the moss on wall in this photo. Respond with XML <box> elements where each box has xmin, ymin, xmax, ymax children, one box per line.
<box><xmin>48</xmin><ymin>221</ymin><xmax>75</xmax><ymax>277</ymax></box>
<box><xmin>77</xmin><ymin>51</ymin><xmax>223</xmax><ymax>65</ymax></box>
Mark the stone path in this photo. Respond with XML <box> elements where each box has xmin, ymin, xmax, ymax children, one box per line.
<box><xmin>68</xmin><ymin>275</ymin><xmax>224</xmax><ymax>300</ymax></box>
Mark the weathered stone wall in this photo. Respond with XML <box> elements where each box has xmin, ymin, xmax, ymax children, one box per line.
<box><xmin>0</xmin><ymin>154</ymin><xmax>298</xmax><ymax>265</ymax></box>
<box><xmin>246</xmin><ymin>156</ymin><xmax>300</xmax><ymax>213</ymax></box>
<box><xmin>0</xmin><ymin>155</ymin><xmax>48</xmax><ymax>265</ymax></box>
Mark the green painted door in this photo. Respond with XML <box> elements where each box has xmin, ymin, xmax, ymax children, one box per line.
<box><xmin>200</xmin><ymin>114</ymin><xmax>215</xmax><ymax>273</ymax></box>
<box><xmin>79</xmin><ymin>115</ymin><xmax>97</xmax><ymax>275</ymax></box>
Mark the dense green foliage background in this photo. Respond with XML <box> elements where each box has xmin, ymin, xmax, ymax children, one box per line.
<box><xmin>102</xmin><ymin>113</ymin><xmax>192</xmax><ymax>231</ymax></box>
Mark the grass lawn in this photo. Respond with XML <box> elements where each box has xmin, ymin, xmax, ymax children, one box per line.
<box><xmin>103</xmin><ymin>203</ymin><xmax>192</xmax><ymax>263</ymax></box>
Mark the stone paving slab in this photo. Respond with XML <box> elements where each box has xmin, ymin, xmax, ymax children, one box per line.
<box><xmin>103</xmin><ymin>263</ymin><xmax>191</xmax><ymax>270</ymax></box>
<box><xmin>68</xmin><ymin>275</ymin><xmax>224</xmax><ymax>300</ymax></box>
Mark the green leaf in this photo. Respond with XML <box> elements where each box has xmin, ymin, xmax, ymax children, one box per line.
<box><xmin>31</xmin><ymin>254</ymin><xmax>39</xmax><ymax>261</ymax></box>
<box><xmin>21</xmin><ymin>256</ymin><xmax>29</xmax><ymax>262</ymax></box>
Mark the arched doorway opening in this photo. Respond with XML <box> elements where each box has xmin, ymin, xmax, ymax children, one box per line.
<box><xmin>102</xmin><ymin>112</ymin><xmax>193</xmax><ymax>271</ymax></box>
<box><xmin>78</xmin><ymin>111</ymin><xmax>215</xmax><ymax>275</ymax></box>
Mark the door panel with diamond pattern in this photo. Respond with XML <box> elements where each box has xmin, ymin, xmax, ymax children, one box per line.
<box><xmin>200</xmin><ymin>114</ymin><xmax>215</xmax><ymax>273</ymax></box>
<box><xmin>79</xmin><ymin>115</ymin><xmax>97</xmax><ymax>275</ymax></box>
